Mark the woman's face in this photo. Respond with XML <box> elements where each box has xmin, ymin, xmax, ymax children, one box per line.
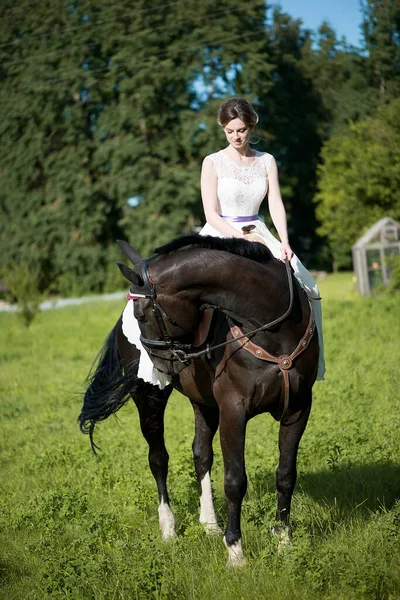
<box><xmin>223</xmin><ymin>118</ymin><xmax>251</xmax><ymax>150</ymax></box>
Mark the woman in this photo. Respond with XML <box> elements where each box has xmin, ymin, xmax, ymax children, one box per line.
<box><xmin>199</xmin><ymin>98</ymin><xmax>325</xmax><ymax>380</ymax></box>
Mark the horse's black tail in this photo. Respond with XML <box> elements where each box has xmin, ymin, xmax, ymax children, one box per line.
<box><xmin>78</xmin><ymin>316</ymin><xmax>136</xmax><ymax>453</ymax></box>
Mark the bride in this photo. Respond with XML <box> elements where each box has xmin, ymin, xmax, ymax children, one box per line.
<box><xmin>122</xmin><ymin>98</ymin><xmax>325</xmax><ymax>385</ymax></box>
<box><xmin>200</xmin><ymin>97</ymin><xmax>325</xmax><ymax>380</ymax></box>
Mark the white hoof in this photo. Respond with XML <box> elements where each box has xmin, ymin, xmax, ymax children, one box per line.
<box><xmin>272</xmin><ymin>524</ymin><xmax>292</xmax><ymax>552</ymax></box>
<box><xmin>158</xmin><ymin>500</ymin><xmax>176</xmax><ymax>541</ymax></box>
<box><xmin>224</xmin><ymin>536</ymin><xmax>247</xmax><ymax>567</ymax></box>
<box><xmin>201</xmin><ymin>521</ymin><xmax>223</xmax><ymax>536</ymax></box>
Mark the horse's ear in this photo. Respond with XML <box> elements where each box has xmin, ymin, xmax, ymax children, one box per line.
<box><xmin>117</xmin><ymin>240</ymin><xmax>142</xmax><ymax>268</ymax></box>
<box><xmin>116</xmin><ymin>262</ymin><xmax>143</xmax><ymax>287</ymax></box>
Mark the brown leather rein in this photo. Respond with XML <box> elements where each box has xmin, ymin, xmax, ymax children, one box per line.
<box><xmin>138</xmin><ymin>258</ymin><xmax>296</xmax><ymax>363</ymax></box>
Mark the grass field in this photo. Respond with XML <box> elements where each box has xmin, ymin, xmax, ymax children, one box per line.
<box><xmin>1</xmin><ymin>273</ymin><xmax>399</xmax><ymax>600</ymax></box>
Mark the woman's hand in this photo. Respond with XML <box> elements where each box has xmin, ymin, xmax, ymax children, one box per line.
<box><xmin>280</xmin><ymin>241</ymin><xmax>293</xmax><ymax>261</ymax></box>
<box><xmin>245</xmin><ymin>233</ymin><xmax>267</xmax><ymax>245</ymax></box>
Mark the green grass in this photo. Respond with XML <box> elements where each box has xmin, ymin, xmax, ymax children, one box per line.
<box><xmin>1</xmin><ymin>274</ymin><xmax>399</xmax><ymax>599</ymax></box>
<box><xmin>318</xmin><ymin>270</ymin><xmax>358</xmax><ymax>300</ymax></box>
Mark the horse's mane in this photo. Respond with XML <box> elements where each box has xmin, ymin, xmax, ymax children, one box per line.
<box><xmin>154</xmin><ymin>235</ymin><xmax>274</xmax><ymax>261</ymax></box>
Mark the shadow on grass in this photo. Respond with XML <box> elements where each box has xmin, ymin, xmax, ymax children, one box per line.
<box><xmin>243</xmin><ymin>462</ymin><xmax>400</xmax><ymax>528</ymax></box>
<box><xmin>299</xmin><ymin>462</ymin><xmax>400</xmax><ymax>513</ymax></box>
<box><xmin>172</xmin><ymin>463</ymin><xmax>400</xmax><ymax>535</ymax></box>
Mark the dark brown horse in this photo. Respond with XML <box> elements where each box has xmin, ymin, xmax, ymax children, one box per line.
<box><xmin>79</xmin><ymin>235</ymin><xmax>318</xmax><ymax>566</ymax></box>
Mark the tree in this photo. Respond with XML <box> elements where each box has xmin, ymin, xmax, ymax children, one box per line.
<box><xmin>256</xmin><ymin>13</ymin><xmax>352</xmax><ymax>267</ymax></box>
<box><xmin>94</xmin><ymin>0</ymin><xmax>270</xmax><ymax>257</ymax></box>
<box><xmin>315</xmin><ymin>99</ymin><xmax>400</xmax><ymax>269</ymax></box>
<box><xmin>2</xmin><ymin>0</ymin><xmax>382</xmax><ymax>293</ymax></box>
<box><xmin>0</xmin><ymin>0</ymin><xmax>270</xmax><ymax>293</ymax></box>
<box><xmin>0</xmin><ymin>0</ymin><xmax>123</xmax><ymax>294</ymax></box>
<box><xmin>362</xmin><ymin>0</ymin><xmax>400</xmax><ymax>99</ymax></box>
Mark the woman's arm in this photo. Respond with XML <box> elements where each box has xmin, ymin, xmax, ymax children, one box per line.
<box><xmin>200</xmin><ymin>157</ymin><xmax>245</xmax><ymax>239</ymax></box>
<box><xmin>267</xmin><ymin>157</ymin><xmax>293</xmax><ymax>260</ymax></box>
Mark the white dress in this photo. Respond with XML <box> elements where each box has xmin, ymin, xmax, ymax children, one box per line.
<box><xmin>122</xmin><ymin>150</ymin><xmax>325</xmax><ymax>386</ymax></box>
<box><xmin>200</xmin><ymin>150</ymin><xmax>325</xmax><ymax>380</ymax></box>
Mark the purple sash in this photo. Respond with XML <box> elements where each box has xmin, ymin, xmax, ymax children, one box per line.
<box><xmin>221</xmin><ymin>214</ymin><xmax>260</xmax><ymax>223</ymax></box>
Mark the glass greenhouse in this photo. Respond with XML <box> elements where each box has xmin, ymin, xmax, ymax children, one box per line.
<box><xmin>352</xmin><ymin>217</ymin><xmax>400</xmax><ymax>296</ymax></box>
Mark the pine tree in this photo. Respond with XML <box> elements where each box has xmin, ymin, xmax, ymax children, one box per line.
<box><xmin>256</xmin><ymin>12</ymin><xmax>344</xmax><ymax>267</ymax></box>
<box><xmin>362</xmin><ymin>0</ymin><xmax>400</xmax><ymax>99</ymax></box>
<box><xmin>0</xmin><ymin>0</ymin><xmax>121</xmax><ymax>294</ymax></box>
<box><xmin>0</xmin><ymin>0</ymin><xmax>270</xmax><ymax>292</ymax></box>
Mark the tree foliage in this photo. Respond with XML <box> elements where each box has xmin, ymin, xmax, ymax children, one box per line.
<box><xmin>0</xmin><ymin>0</ymin><xmax>399</xmax><ymax>295</ymax></box>
<box><xmin>314</xmin><ymin>0</ymin><xmax>400</xmax><ymax>269</ymax></box>
<box><xmin>0</xmin><ymin>0</ymin><xmax>270</xmax><ymax>294</ymax></box>
<box><xmin>315</xmin><ymin>99</ymin><xmax>400</xmax><ymax>269</ymax></box>
<box><xmin>258</xmin><ymin>17</ymin><xmax>350</xmax><ymax>265</ymax></box>
<box><xmin>362</xmin><ymin>0</ymin><xmax>400</xmax><ymax>98</ymax></box>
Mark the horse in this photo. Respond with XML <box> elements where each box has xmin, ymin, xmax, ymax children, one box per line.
<box><xmin>78</xmin><ymin>234</ymin><xmax>319</xmax><ymax>566</ymax></box>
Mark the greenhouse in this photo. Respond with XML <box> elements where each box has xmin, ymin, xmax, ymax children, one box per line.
<box><xmin>352</xmin><ymin>217</ymin><xmax>400</xmax><ymax>296</ymax></box>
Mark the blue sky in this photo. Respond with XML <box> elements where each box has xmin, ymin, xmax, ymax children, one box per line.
<box><xmin>275</xmin><ymin>0</ymin><xmax>364</xmax><ymax>47</ymax></box>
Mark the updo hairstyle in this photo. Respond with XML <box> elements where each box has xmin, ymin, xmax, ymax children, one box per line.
<box><xmin>217</xmin><ymin>98</ymin><xmax>259</xmax><ymax>128</ymax></box>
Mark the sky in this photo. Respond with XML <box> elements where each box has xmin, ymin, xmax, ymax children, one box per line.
<box><xmin>275</xmin><ymin>0</ymin><xmax>364</xmax><ymax>47</ymax></box>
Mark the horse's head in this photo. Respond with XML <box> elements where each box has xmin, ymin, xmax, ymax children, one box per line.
<box><xmin>117</xmin><ymin>240</ymin><xmax>202</xmax><ymax>375</ymax></box>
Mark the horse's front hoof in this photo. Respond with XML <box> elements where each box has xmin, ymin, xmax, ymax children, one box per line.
<box><xmin>224</xmin><ymin>536</ymin><xmax>247</xmax><ymax>567</ymax></box>
<box><xmin>162</xmin><ymin>530</ymin><xmax>177</xmax><ymax>541</ymax></box>
<box><xmin>202</xmin><ymin>521</ymin><xmax>223</xmax><ymax>536</ymax></box>
<box><xmin>272</xmin><ymin>524</ymin><xmax>292</xmax><ymax>552</ymax></box>
<box><xmin>158</xmin><ymin>501</ymin><xmax>177</xmax><ymax>541</ymax></box>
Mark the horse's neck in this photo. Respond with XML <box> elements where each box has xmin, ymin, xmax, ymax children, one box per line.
<box><xmin>207</xmin><ymin>263</ymin><xmax>284</xmax><ymax>319</ymax></box>
<box><xmin>155</xmin><ymin>251</ymin><xmax>284</xmax><ymax>320</ymax></box>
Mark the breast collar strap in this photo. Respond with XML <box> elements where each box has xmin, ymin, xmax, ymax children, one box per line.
<box><xmin>228</xmin><ymin>300</ymin><xmax>315</xmax><ymax>424</ymax></box>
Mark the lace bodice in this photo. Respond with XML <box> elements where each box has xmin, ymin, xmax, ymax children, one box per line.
<box><xmin>209</xmin><ymin>150</ymin><xmax>273</xmax><ymax>216</ymax></box>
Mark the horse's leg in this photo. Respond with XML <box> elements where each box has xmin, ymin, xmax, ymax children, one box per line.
<box><xmin>134</xmin><ymin>388</ymin><xmax>175</xmax><ymax>541</ymax></box>
<box><xmin>117</xmin><ymin>328</ymin><xmax>175</xmax><ymax>540</ymax></box>
<box><xmin>219</xmin><ymin>404</ymin><xmax>248</xmax><ymax>566</ymax></box>
<box><xmin>191</xmin><ymin>402</ymin><xmax>221</xmax><ymax>534</ymax></box>
<box><xmin>273</xmin><ymin>393</ymin><xmax>312</xmax><ymax>550</ymax></box>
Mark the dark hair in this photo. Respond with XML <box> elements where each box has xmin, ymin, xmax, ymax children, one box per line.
<box><xmin>218</xmin><ymin>98</ymin><xmax>259</xmax><ymax>128</ymax></box>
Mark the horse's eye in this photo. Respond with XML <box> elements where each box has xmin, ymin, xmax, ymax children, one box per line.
<box><xmin>136</xmin><ymin>315</ymin><xmax>147</xmax><ymax>323</ymax></box>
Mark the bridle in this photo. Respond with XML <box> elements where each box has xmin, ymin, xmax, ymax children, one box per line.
<box><xmin>130</xmin><ymin>258</ymin><xmax>295</xmax><ymax>366</ymax></box>
<box><xmin>130</xmin><ymin>259</ymin><xmax>194</xmax><ymax>359</ymax></box>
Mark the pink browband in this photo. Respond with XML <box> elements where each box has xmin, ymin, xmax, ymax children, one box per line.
<box><xmin>127</xmin><ymin>291</ymin><xmax>147</xmax><ymax>301</ymax></box>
